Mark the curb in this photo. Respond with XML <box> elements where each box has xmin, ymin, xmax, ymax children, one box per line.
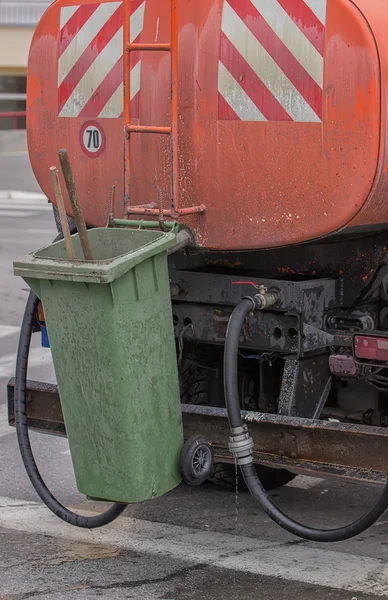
<box><xmin>0</xmin><ymin>190</ymin><xmax>48</xmax><ymax>202</ymax></box>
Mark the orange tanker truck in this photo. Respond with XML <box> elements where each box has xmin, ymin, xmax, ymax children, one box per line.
<box><xmin>8</xmin><ymin>0</ymin><xmax>388</xmax><ymax>541</ymax></box>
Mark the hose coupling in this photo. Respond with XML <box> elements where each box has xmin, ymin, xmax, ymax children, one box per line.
<box><xmin>243</xmin><ymin>286</ymin><xmax>278</xmax><ymax>312</ymax></box>
<box><xmin>229</xmin><ymin>425</ymin><xmax>254</xmax><ymax>466</ymax></box>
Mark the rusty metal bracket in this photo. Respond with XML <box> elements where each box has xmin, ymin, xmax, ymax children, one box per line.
<box><xmin>7</xmin><ymin>378</ymin><xmax>388</xmax><ymax>484</ymax></box>
<box><xmin>182</xmin><ymin>404</ymin><xmax>388</xmax><ymax>484</ymax></box>
<box><xmin>125</xmin><ymin>205</ymin><xmax>207</xmax><ymax>218</ymax></box>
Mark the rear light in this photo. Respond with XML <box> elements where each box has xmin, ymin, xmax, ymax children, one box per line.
<box><xmin>354</xmin><ymin>335</ymin><xmax>388</xmax><ymax>361</ymax></box>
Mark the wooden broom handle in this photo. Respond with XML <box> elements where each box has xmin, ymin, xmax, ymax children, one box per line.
<box><xmin>58</xmin><ymin>149</ymin><xmax>93</xmax><ymax>261</ymax></box>
<box><xmin>50</xmin><ymin>166</ymin><xmax>75</xmax><ymax>260</ymax></box>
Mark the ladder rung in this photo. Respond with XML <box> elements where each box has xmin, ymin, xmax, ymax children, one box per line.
<box><xmin>124</xmin><ymin>0</ymin><xmax>182</xmax><ymax>215</ymax></box>
<box><xmin>127</xmin><ymin>43</ymin><xmax>171</xmax><ymax>52</ymax></box>
<box><xmin>126</xmin><ymin>125</ymin><xmax>172</xmax><ymax>135</ymax></box>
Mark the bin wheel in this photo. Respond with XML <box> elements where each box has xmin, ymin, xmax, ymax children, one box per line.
<box><xmin>180</xmin><ymin>364</ymin><xmax>296</xmax><ymax>491</ymax></box>
<box><xmin>180</xmin><ymin>435</ymin><xmax>214</xmax><ymax>486</ymax></box>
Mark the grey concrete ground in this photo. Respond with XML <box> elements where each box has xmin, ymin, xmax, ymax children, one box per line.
<box><xmin>0</xmin><ymin>131</ymin><xmax>41</xmax><ymax>193</ymax></box>
<box><xmin>1</xmin><ymin>525</ymin><xmax>376</xmax><ymax>600</ymax></box>
<box><xmin>0</xmin><ymin>131</ymin><xmax>388</xmax><ymax>599</ymax></box>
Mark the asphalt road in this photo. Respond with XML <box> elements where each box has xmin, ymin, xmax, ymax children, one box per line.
<box><xmin>0</xmin><ymin>131</ymin><xmax>388</xmax><ymax>599</ymax></box>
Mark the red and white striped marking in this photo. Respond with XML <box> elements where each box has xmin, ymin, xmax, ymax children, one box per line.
<box><xmin>58</xmin><ymin>0</ymin><xmax>145</xmax><ymax>119</ymax></box>
<box><xmin>218</xmin><ymin>0</ymin><xmax>326</xmax><ymax>122</ymax></box>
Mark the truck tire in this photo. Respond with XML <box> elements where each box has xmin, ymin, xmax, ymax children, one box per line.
<box><xmin>210</xmin><ymin>462</ymin><xmax>296</xmax><ymax>491</ymax></box>
<box><xmin>180</xmin><ymin>364</ymin><xmax>296</xmax><ymax>491</ymax></box>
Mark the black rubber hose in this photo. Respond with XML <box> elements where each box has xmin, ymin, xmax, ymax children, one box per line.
<box><xmin>14</xmin><ymin>232</ymin><xmax>127</xmax><ymax>527</ymax></box>
<box><xmin>224</xmin><ymin>299</ymin><xmax>388</xmax><ymax>542</ymax></box>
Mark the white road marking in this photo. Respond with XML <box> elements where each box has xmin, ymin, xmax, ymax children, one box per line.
<box><xmin>285</xmin><ymin>475</ymin><xmax>324</xmax><ymax>490</ymax></box>
<box><xmin>0</xmin><ymin>211</ymin><xmax>44</xmax><ymax>218</ymax></box>
<box><xmin>0</xmin><ymin>325</ymin><xmax>19</xmax><ymax>340</ymax></box>
<box><xmin>0</xmin><ymin>496</ymin><xmax>387</xmax><ymax>596</ymax></box>
<box><xmin>0</xmin><ymin>191</ymin><xmax>47</xmax><ymax>201</ymax></box>
<box><xmin>0</xmin><ymin>403</ymin><xmax>11</xmax><ymax>439</ymax></box>
<box><xmin>0</xmin><ymin>202</ymin><xmax>51</xmax><ymax>210</ymax></box>
<box><xmin>0</xmin><ymin>191</ymin><xmax>52</xmax><ymax>217</ymax></box>
<box><xmin>0</xmin><ymin>353</ymin><xmax>18</xmax><ymax>379</ymax></box>
<box><xmin>0</xmin><ymin>497</ymin><xmax>40</xmax><ymax>508</ymax></box>
<box><xmin>373</xmin><ymin>520</ymin><xmax>388</xmax><ymax>527</ymax></box>
<box><xmin>0</xmin><ymin>151</ymin><xmax>29</xmax><ymax>157</ymax></box>
<box><xmin>0</xmin><ymin>347</ymin><xmax>53</xmax><ymax>379</ymax></box>
<box><xmin>25</xmin><ymin>229</ymin><xmax>56</xmax><ymax>235</ymax></box>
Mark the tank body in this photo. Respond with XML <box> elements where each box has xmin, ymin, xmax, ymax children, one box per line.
<box><xmin>27</xmin><ymin>0</ymin><xmax>388</xmax><ymax>250</ymax></box>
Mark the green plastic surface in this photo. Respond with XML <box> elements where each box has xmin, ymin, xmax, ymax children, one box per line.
<box><xmin>14</xmin><ymin>228</ymin><xmax>183</xmax><ymax>503</ymax></box>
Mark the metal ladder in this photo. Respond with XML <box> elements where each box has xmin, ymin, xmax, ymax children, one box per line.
<box><xmin>123</xmin><ymin>0</ymin><xmax>206</xmax><ymax>220</ymax></box>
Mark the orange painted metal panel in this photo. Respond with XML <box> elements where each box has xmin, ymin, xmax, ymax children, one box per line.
<box><xmin>348</xmin><ymin>0</ymin><xmax>388</xmax><ymax>229</ymax></box>
<box><xmin>27</xmin><ymin>0</ymin><xmax>385</xmax><ymax>250</ymax></box>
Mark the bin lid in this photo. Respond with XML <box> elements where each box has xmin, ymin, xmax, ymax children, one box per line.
<box><xmin>14</xmin><ymin>227</ymin><xmax>176</xmax><ymax>284</ymax></box>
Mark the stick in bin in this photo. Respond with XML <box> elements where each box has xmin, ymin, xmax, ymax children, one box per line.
<box><xmin>58</xmin><ymin>149</ymin><xmax>93</xmax><ymax>261</ymax></box>
<box><xmin>50</xmin><ymin>166</ymin><xmax>75</xmax><ymax>260</ymax></box>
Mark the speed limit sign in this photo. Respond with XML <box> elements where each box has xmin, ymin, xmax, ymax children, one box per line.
<box><xmin>80</xmin><ymin>121</ymin><xmax>106</xmax><ymax>158</ymax></box>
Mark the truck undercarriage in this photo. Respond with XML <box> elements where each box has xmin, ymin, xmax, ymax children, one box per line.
<box><xmin>9</xmin><ymin>226</ymin><xmax>388</xmax><ymax>486</ymax></box>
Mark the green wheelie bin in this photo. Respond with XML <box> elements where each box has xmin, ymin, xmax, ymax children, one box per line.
<box><xmin>14</xmin><ymin>227</ymin><xmax>183</xmax><ymax>503</ymax></box>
